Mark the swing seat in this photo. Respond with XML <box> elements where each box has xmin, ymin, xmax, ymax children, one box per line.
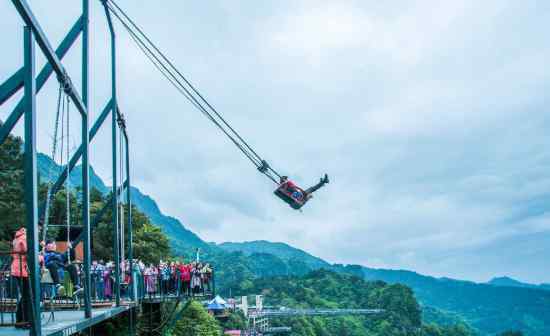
<box><xmin>274</xmin><ymin>184</ymin><xmax>308</xmax><ymax>210</ymax></box>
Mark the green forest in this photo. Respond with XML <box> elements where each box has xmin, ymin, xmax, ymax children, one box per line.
<box><xmin>229</xmin><ymin>269</ymin><xmax>473</xmax><ymax>336</ymax></box>
<box><xmin>0</xmin><ymin>128</ymin><xmax>170</xmax><ymax>262</ymax></box>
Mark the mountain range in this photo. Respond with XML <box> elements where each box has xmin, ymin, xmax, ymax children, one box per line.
<box><xmin>37</xmin><ymin>153</ymin><xmax>550</xmax><ymax>335</ymax></box>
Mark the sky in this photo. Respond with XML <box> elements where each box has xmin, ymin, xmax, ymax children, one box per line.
<box><xmin>1</xmin><ymin>0</ymin><xmax>550</xmax><ymax>284</ymax></box>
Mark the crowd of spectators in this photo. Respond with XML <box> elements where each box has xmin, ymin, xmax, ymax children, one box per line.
<box><xmin>90</xmin><ymin>259</ymin><xmax>213</xmax><ymax>300</ymax></box>
<box><xmin>5</xmin><ymin>228</ymin><xmax>214</xmax><ymax>329</ymax></box>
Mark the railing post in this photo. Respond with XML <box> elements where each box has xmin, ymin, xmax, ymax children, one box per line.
<box><xmin>23</xmin><ymin>25</ymin><xmax>41</xmax><ymax>336</ymax></box>
<box><xmin>81</xmin><ymin>0</ymin><xmax>92</xmax><ymax>319</ymax></box>
<box><xmin>125</xmin><ymin>135</ymin><xmax>136</xmax><ymax>335</ymax></box>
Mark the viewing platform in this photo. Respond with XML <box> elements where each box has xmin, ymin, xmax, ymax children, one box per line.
<box><xmin>0</xmin><ymin>303</ymin><xmax>137</xmax><ymax>336</ymax></box>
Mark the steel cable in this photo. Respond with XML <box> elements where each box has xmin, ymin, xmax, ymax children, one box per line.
<box><xmin>104</xmin><ymin>1</ymin><xmax>281</xmax><ymax>184</ymax></box>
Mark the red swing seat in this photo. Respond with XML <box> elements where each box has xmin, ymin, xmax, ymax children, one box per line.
<box><xmin>274</xmin><ymin>182</ymin><xmax>308</xmax><ymax>210</ymax></box>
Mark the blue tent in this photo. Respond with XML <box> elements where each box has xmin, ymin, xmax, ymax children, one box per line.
<box><xmin>208</xmin><ymin>302</ymin><xmax>226</xmax><ymax>311</ymax></box>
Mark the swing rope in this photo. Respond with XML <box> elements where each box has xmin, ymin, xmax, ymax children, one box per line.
<box><xmin>41</xmin><ymin>85</ymin><xmax>64</xmax><ymax>243</ymax></box>
<box><xmin>104</xmin><ymin>0</ymin><xmax>283</xmax><ymax>184</ymax></box>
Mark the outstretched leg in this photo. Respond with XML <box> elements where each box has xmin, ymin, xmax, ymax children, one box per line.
<box><xmin>304</xmin><ymin>174</ymin><xmax>329</xmax><ymax>195</ymax></box>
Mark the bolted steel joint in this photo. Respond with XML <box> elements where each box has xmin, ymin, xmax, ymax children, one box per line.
<box><xmin>57</xmin><ymin>70</ymin><xmax>72</xmax><ymax>95</ymax></box>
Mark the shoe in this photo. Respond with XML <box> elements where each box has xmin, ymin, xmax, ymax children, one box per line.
<box><xmin>56</xmin><ymin>284</ymin><xmax>65</xmax><ymax>296</ymax></box>
<box><xmin>322</xmin><ymin>174</ymin><xmax>329</xmax><ymax>184</ymax></box>
<box><xmin>14</xmin><ymin>322</ymin><xmax>31</xmax><ymax>329</ymax></box>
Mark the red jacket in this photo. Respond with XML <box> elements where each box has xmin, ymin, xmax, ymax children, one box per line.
<box><xmin>179</xmin><ymin>264</ymin><xmax>191</xmax><ymax>281</ymax></box>
<box><xmin>11</xmin><ymin>228</ymin><xmax>28</xmax><ymax>278</ymax></box>
<box><xmin>285</xmin><ymin>180</ymin><xmax>297</xmax><ymax>189</ymax></box>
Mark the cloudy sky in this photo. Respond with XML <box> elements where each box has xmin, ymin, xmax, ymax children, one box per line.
<box><xmin>2</xmin><ymin>1</ymin><xmax>550</xmax><ymax>284</ymax></box>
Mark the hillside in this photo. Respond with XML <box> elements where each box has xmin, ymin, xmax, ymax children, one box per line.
<box><xmin>360</xmin><ymin>267</ymin><xmax>550</xmax><ymax>336</ymax></box>
<box><xmin>218</xmin><ymin>240</ymin><xmax>329</xmax><ymax>270</ymax></box>
<box><xmin>215</xmin><ymin>239</ymin><xmax>550</xmax><ymax>336</ymax></box>
<box><xmin>231</xmin><ymin>269</ymin><xmax>473</xmax><ymax>336</ymax></box>
<box><xmin>36</xmin><ymin>154</ymin><xmax>208</xmax><ymax>252</ymax></box>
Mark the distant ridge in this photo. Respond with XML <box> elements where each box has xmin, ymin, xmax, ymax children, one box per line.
<box><xmin>487</xmin><ymin>276</ymin><xmax>550</xmax><ymax>291</ymax></box>
<box><xmin>218</xmin><ymin>240</ymin><xmax>329</xmax><ymax>270</ymax></box>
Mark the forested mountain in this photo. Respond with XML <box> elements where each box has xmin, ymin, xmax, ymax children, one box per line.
<box><xmin>215</xmin><ymin>240</ymin><xmax>550</xmax><ymax>336</ymax></box>
<box><xmin>231</xmin><ymin>269</ymin><xmax>473</xmax><ymax>336</ymax></box>
<box><xmin>0</xmin><ymin>132</ymin><xmax>170</xmax><ymax>264</ymax></box>
<box><xmin>360</xmin><ymin>267</ymin><xmax>550</xmax><ymax>336</ymax></box>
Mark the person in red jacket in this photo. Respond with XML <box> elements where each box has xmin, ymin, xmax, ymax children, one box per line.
<box><xmin>178</xmin><ymin>263</ymin><xmax>191</xmax><ymax>296</ymax></box>
<box><xmin>11</xmin><ymin>228</ymin><xmax>31</xmax><ymax>329</ymax></box>
<box><xmin>279</xmin><ymin>174</ymin><xmax>329</xmax><ymax>201</ymax></box>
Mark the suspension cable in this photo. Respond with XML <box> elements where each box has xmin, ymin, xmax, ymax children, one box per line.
<box><xmin>105</xmin><ymin>2</ymin><xmax>264</xmax><ymax>171</ymax></box>
<box><xmin>42</xmin><ymin>84</ymin><xmax>64</xmax><ymax>242</ymax></box>
<box><xmin>108</xmin><ymin>0</ymin><xmax>265</xmax><ymax>164</ymax></box>
<box><xmin>104</xmin><ymin>0</ymin><xmax>281</xmax><ymax>184</ymax></box>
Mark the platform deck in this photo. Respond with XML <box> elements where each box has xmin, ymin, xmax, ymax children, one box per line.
<box><xmin>0</xmin><ymin>305</ymin><xmax>135</xmax><ymax>336</ymax></box>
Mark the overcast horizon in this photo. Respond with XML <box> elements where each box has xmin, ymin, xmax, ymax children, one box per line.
<box><xmin>2</xmin><ymin>1</ymin><xmax>550</xmax><ymax>284</ymax></box>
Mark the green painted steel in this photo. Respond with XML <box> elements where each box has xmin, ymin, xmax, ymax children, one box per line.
<box><xmin>81</xmin><ymin>0</ymin><xmax>92</xmax><ymax>320</ymax></box>
<box><xmin>0</xmin><ymin>16</ymin><xmax>83</xmax><ymax>145</ymax></box>
<box><xmin>0</xmin><ymin>68</ymin><xmax>24</xmax><ymax>105</ymax></box>
<box><xmin>5</xmin><ymin>1</ymin><xmax>136</xmax><ymax>333</ymax></box>
<box><xmin>0</xmin><ymin>16</ymin><xmax>82</xmax><ymax>106</ymax></box>
<box><xmin>23</xmin><ymin>26</ymin><xmax>41</xmax><ymax>336</ymax></box>
<box><xmin>11</xmin><ymin>0</ymin><xmax>88</xmax><ymax>118</ymax></box>
<box><xmin>102</xmin><ymin>0</ymin><xmax>122</xmax><ymax>307</ymax></box>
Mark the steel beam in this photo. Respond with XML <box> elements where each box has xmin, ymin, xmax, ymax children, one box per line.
<box><xmin>0</xmin><ymin>69</ymin><xmax>24</xmax><ymax>105</ymax></box>
<box><xmin>0</xmin><ymin>16</ymin><xmax>83</xmax><ymax>144</ymax></box>
<box><xmin>11</xmin><ymin>0</ymin><xmax>88</xmax><ymax>117</ymax></box>
<box><xmin>23</xmin><ymin>26</ymin><xmax>41</xmax><ymax>336</ymax></box>
<box><xmin>81</xmin><ymin>0</ymin><xmax>92</xmax><ymax>319</ymax></box>
<box><xmin>102</xmin><ymin>1</ymin><xmax>121</xmax><ymax>306</ymax></box>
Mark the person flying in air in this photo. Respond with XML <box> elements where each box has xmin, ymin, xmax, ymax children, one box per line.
<box><xmin>279</xmin><ymin>174</ymin><xmax>329</xmax><ymax>201</ymax></box>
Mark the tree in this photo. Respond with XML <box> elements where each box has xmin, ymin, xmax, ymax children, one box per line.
<box><xmin>133</xmin><ymin>221</ymin><xmax>170</xmax><ymax>264</ymax></box>
<box><xmin>219</xmin><ymin>311</ymin><xmax>247</xmax><ymax>331</ymax></box>
<box><xmin>171</xmin><ymin>300</ymin><xmax>220</xmax><ymax>336</ymax></box>
<box><xmin>0</xmin><ymin>130</ymin><xmax>25</xmax><ymax>248</ymax></box>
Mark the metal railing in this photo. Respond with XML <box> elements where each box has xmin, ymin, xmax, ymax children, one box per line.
<box><xmin>0</xmin><ymin>253</ymin><xmax>215</xmax><ymax>327</ymax></box>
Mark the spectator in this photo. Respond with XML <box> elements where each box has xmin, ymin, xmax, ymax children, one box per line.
<box><xmin>11</xmin><ymin>228</ymin><xmax>30</xmax><ymax>329</ymax></box>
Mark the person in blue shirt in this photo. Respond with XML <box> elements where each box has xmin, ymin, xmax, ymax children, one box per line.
<box><xmin>42</xmin><ymin>240</ymin><xmax>83</xmax><ymax>297</ymax></box>
<box><xmin>91</xmin><ymin>260</ymin><xmax>105</xmax><ymax>300</ymax></box>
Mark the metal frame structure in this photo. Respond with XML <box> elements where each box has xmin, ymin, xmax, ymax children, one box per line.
<box><xmin>0</xmin><ymin>0</ymin><xmax>133</xmax><ymax>334</ymax></box>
